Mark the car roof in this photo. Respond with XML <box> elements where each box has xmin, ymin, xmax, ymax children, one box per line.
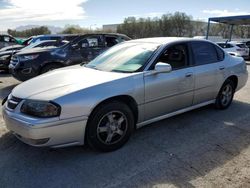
<box><xmin>126</xmin><ymin>37</ymin><xmax>211</xmax><ymax>45</ymax></box>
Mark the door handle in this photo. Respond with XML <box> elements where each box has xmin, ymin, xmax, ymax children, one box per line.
<box><xmin>185</xmin><ymin>72</ymin><xmax>193</xmax><ymax>77</ymax></box>
<box><xmin>219</xmin><ymin>66</ymin><xmax>225</xmax><ymax>70</ymax></box>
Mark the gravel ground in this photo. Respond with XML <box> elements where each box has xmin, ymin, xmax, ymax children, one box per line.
<box><xmin>0</xmin><ymin>63</ymin><xmax>249</xmax><ymax>188</ymax></box>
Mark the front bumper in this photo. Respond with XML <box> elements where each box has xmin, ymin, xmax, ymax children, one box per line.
<box><xmin>9</xmin><ymin>64</ymin><xmax>37</xmax><ymax>81</ymax></box>
<box><xmin>2</xmin><ymin>105</ymin><xmax>88</xmax><ymax>148</ymax></box>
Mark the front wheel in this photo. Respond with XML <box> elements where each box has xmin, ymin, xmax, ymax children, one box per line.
<box><xmin>215</xmin><ymin>80</ymin><xmax>235</xmax><ymax>109</ymax></box>
<box><xmin>86</xmin><ymin>101</ymin><xmax>134</xmax><ymax>152</ymax></box>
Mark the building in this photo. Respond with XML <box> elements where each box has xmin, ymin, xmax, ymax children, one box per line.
<box><xmin>102</xmin><ymin>24</ymin><xmax>121</xmax><ymax>32</ymax></box>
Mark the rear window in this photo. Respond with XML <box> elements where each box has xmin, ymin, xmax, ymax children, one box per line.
<box><xmin>215</xmin><ymin>45</ymin><xmax>224</xmax><ymax>61</ymax></box>
<box><xmin>217</xmin><ymin>43</ymin><xmax>233</xmax><ymax>48</ymax></box>
<box><xmin>236</xmin><ymin>44</ymin><xmax>247</xmax><ymax>48</ymax></box>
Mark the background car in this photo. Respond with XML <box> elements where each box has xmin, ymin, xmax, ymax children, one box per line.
<box><xmin>0</xmin><ymin>40</ymin><xmax>68</xmax><ymax>72</ymax></box>
<box><xmin>0</xmin><ymin>44</ymin><xmax>24</xmax><ymax>52</ymax></box>
<box><xmin>217</xmin><ymin>41</ymin><xmax>249</xmax><ymax>59</ymax></box>
<box><xmin>2</xmin><ymin>38</ymin><xmax>248</xmax><ymax>152</ymax></box>
<box><xmin>243</xmin><ymin>41</ymin><xmax>250</xmax><ymax>59</ymax></box>
<box><xmin>27</xmin><ymin>34</ymin><xmax>79</xmax><ymax>45</ymax></box>
<box><xmin>9</xmin><ymin>33</ymin><xmax>131</xmax><ymax>81</ymax></box>
<box><xmin>0</xmin><ymin>34</ymin><xmax>18</xmax><ymax>49</ymax></box>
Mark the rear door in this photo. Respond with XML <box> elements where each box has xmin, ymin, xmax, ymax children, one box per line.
<box><xmin>191</xmin><ymin>41</ymin><xmax>225</xmax><ymax>104</ymax></box>
<box><xmin>78</xmin><ymin>35</ymin><xmax>106</xmax><ymax>63</ymax></box>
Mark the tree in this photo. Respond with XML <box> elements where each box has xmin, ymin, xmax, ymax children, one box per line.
<box><xmin>168</xmin><ymin>12</ymin><xmax>193</xmax><ymax>37</ymax></box>
<box><xmin>7</xmin><ymin>26</ymin><xmax>51</xmax><ymax>37</ymax></box>
<box><xmin>117</xmin><ymin>12</ymin><xmax>194</xmax><ymax>38</ymax></box>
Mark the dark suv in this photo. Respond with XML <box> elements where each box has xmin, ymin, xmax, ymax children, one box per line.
<box><xmin>0</xmin><ymin>40</ymin><xmax>68</xmax><ymax>72</ymax></box>
<box><xmin>9</xmin><ymin>34</ymin><xmax>131</xmax><ymax>81</ymax></box>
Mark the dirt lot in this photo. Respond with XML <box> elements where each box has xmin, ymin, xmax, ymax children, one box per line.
<box><xmin>0</xmin><ymin>64</ymin><xmax>250</xmax><ymax>188</ymax></box>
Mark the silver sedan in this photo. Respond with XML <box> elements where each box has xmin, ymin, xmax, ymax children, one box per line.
<box><xmin>2</xmin><ymin>37</ymin><xmax>248</xmax><ymax>152</ymax></box>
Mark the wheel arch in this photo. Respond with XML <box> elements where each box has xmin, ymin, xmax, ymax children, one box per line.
<box><xmin>225</xmin><ymin>75</ymin><xmax>238</xmax><ymax>90</ymax></box>
<box><xmin>88</xmin><ymin>95</ymin><xmax>139</xmax><ymax>128</ymax></box>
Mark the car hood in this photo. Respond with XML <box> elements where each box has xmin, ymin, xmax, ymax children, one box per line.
<box><xmin>0</xmin><ymin>45</ymin><xmax>23</xmax><ymax>52</ymax></box>
<box><xmin>0</xmin><ymin>50</ymin><xmax>14</xmax><ymax>56</ymax></box>
<box><xmin>16</xmin><ymin>47</ymin><xmax>57</xmax><ymax>55</ymax></box>
<box><xmin>12</xmin><ymin>65</ymin><xmax>136</xmax><ymax>100</ymax></box>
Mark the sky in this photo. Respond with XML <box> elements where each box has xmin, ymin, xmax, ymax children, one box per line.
<box><xmin>0</xmin><ymin>0</ymin><xmax>249</xmax><ymax>30</ymax></box>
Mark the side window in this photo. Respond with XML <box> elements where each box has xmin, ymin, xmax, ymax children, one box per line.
<box><xmin>78</xmin><ymin>36</ymin><xmax>102</xmax><ymax>48</ymax></box>
<box><xmin>191</xmin><ymin>42</ymin><xmax>218</xmax><ymax>65</ymax></box>
<box><xmin>226</xmin><ymin>44</ymin><xmax>233</xmax><ymax>48</ymax></box>
<box><xmin>10</xmin><ymin>37</ymin><xmax>16</xmax><ymax>43</ymax></box>
<box><xmin>3</xmin><ymin>36</ymin><xmax>10</xmax><ymax>42</ymax></box>
<box><xmin>215</xmin><ymin>45</ymin><xmax>225</xmax><ymax>61</ymax></box>
<box><xmin>38</xmin><ymin>42</ymin><xmax>53</xmax><ymax>47</ymax></box>
<box><xmin>217</xmin><ymin>43</ymin><xmax>226</xmax><ymax>48</ymax></box>
<box><xmin>40</xmin><ymin>37</ymin><xmax>49</xmax><ymax>41</ymax></box>
<box><xmin>105</xmin><ymin>36</ymin><xmax>119</xmax><ymax>47</ymax></box>
<box><xmin>157</xmin><ymin>43</ymin><xmax>188</xmax><ymax>70</ymax></box>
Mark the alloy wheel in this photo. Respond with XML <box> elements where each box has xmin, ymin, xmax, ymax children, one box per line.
<box><xmin>220</xmin><ymin>84</ymin><xmax>233</xmax><ymax>106</ymax></box>
<box><xmin>96</xmin><ymin>111</ymin><xmax>128</xmax><ymax>145</ymax></box>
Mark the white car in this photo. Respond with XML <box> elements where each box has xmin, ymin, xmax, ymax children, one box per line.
<box><xmin>217</xmin><ymin>42</ymin><xmax>249</xmax><ymax>59</ymax></box>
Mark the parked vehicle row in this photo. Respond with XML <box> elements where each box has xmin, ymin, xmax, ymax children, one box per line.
<box><xmin>8</xmin><ymin>33</ymin><xmax>131</xmax><ymax>81</ymax></box>
<box><xmin>217</xmin><ymin>41</ymin><xmax>249</xmax><ymax>59</ymax></box>
<box><xmin>2</xmin><ymin>37</ymin><xmax>248</xmax><ymax>152</ymax></box>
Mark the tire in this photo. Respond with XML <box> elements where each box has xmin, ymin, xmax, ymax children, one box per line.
<box><xmin>3</xmin><ymin>69</ymin><xmax>10</xmax><ymax>74</ymax></box>
<box><xmin>40</xmin><ymin>63</ymin><xmax>63</xmax><ymax>74</ymax></box>
<box><xmin>86</xmin><ymin>101</ymin><xmax>134</xmax><ymax>152</ymax></box>
<box><xmin>215</xmin><ymin>79</ymin><xmax>235</xmax><ymax>109</ymax></box>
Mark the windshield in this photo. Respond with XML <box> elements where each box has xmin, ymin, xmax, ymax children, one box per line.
<box><xmin>22</xmin><ymin>42</ymin><xmax>42</xmax><ymax>50</ymax></box>
<box><xmin>85</xmin><ymin>42</ymin><xmax>159</xmax><ymax>73</ymax></box>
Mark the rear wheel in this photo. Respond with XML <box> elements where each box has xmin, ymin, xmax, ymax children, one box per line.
<box><xmin>86</xmin><ymin>101</ymin><xmax>134</xmax><ymax>152</ymax></box>
<box><xmin>215</xmin><ymin>79</ymin><xmax>235</xmax><ymax>109</ymax></box>
<box><xmin>40</xmin><ymin>63</ymin><xmax>63</xmax><ymax>74</ymax></box>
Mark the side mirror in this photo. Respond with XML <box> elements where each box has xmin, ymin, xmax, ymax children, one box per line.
<box><xmin>154</xmin><ymin>62</ymin><xmax>172</xmax><ymax>74</ymax></box>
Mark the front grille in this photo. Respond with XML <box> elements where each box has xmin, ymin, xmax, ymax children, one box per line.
<box><xmin>7</xmin><ymin>96</ymin><xmax>22</xmax><ymax>110</ymax></box>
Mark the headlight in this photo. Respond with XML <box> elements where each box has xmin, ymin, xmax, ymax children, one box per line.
<box><xmin>0</xmin><ymin>55</ymin><xmax>10</xmax><ymax>60</ymax></box>
<box><xmin>20</xmin><ymin>100</ymin><xmax>61</xmax><ymax>118</ymax></box>
<box><xmin>19</xmin><ymin>54</ymin><xmax>39</xmax><ymax>61</ymax></box>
